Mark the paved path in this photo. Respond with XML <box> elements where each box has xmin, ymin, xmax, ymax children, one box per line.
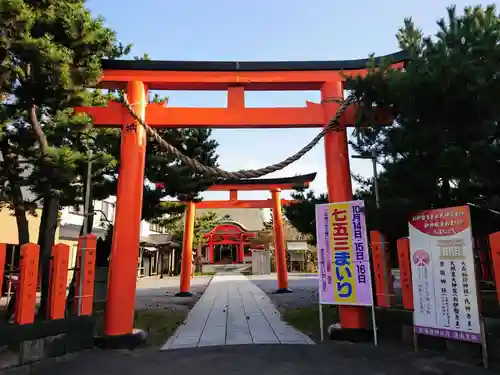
<box><xmin>162</xmin><ymin>275</ymin><xmax>314</xmax><ymax>349</ymax></box>
<box><xmin>31</xmin><ymin>344</ymin><xmax>494</xmax><ymax>375</ymax></box>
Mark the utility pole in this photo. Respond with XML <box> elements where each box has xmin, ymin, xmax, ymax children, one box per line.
<box><xmin>78</xmin><ymin>148</ymin><xmax>92</xmax><ymax>316</ymax></box>
<box><xmin>352</xmin><ymin>149</ymin><xmax>380</xmax><ymax>208</ymax></box>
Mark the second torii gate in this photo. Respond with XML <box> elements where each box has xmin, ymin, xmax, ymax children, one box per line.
<box><xmin>178</xmin><ymin>173</ymin><xmax>316</xmax><ymax>296</ymax></box>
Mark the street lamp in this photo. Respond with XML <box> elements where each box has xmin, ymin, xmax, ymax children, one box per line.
<box><xmin>352</xmin><ymin>149</ymin><xmax>380</xmax><ymax>209</ymax></box>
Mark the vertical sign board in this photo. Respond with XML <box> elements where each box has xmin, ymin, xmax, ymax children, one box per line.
<box><xmin>315</xmin><ymin>200</ymin><xmax>373</xmax><ymax>306</ymax></box>
<box><xmin>409</xmin><ymin>205</ymin><xmax>481</xmax><ymax>343</ymax></box>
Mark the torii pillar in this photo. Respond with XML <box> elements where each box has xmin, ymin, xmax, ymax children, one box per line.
<box><xmin>322</xmin><ymin>81</ymin><xmax>367</xmax><ymax>333</ymax></box>
<box><xmin>272</xmin><ymin>189</ymin><xmax>291</xmax><ymax>293</ymax></box>
<box><xmin>105</xmin><ymin>81</ymin><xmax>148</xmax><ymax>337</ymax></box>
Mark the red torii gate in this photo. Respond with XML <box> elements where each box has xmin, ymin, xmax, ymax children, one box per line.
<box><xmin>178</xmin><ymin>173</ymin><xmax>315</xmax><ymax>296</ymax></box>
<box><xmin>76</xmin><ymin>53</ymin><xmax>404</xmax><ymax>340</ymax></box>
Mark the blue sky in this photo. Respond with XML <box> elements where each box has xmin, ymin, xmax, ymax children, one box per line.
<box><xmin>87</xmin><ymin>0</ymin><xmax>498</xmax><ymax>201</ymax></box>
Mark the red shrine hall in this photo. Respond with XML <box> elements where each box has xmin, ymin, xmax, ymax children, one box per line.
<box><xmin>201</xmin><ymin>223</ymin><xmax>256</xmax><ymax>264</ymax></box>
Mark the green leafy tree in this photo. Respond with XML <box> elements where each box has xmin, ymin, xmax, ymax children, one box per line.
<box><xmin>347</xmin><ymin>4</ymin><xmax>500</xmax><ymax>240</ymax></box>
<box><xmin>284</xmin><ymin>190</ymin><xmax>327</xmax><ymax>244</ymax></box>
<box><xmin>103</xmin><ymin>53</ymin><xmax>220</xmax><ymax>221</ymax></box>
<box><xmin>0</xmin><ymin>0</ymin><xmax>129</xmax><ymax>318</ymax></box>
<box><xmin>285</xmin><ymin>5</ymin><xmax>500</xmax><ymax>249</ymax></box>
<box><xmin>163</xmin><ymin>210</ymin><xmax>221</xmax><ymax>249</ymax></box>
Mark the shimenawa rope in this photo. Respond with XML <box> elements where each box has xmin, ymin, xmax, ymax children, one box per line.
<box><xmin>119</xmin><ymin>93</ymin><xmax>357</xmax><ymax>180</ymax></box>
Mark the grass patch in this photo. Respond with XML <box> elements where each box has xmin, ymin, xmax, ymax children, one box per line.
<box><xmin>283</xmin><ymin>305</ymin><xmax>339</xmax><ymax>341</ymax></box>
<box><xmin>93</xmin><ymin>307</ymin><xmax>185</xmax><ymax>347</ymax></box>
<box><xmin>134</xmin><ymin>309</ymin><xmax>185</xmax><ymax>347</ymax></box>
<box><xmin>194</xmin><ymin>271</ymin><xmax>216</xmax><ymax>276</ymax></box>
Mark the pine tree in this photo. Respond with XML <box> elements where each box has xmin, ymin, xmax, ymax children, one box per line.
<box><xmin>0</xmin><ymin>0</ymin><xmax>129</xmax><ymax>318</ymax></box>
<box><xmin>285</xmin><ymin>5</ymin><xmax>500</xmax><ymax>245</ymax></box>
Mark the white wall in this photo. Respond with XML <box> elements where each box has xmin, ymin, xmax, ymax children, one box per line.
<box><xmin>60</xmin><ymin>195</ymin><xmax>167</xmax><ymax>237</ymax></box>
<box><xmin>60</xmin><ymin>196</ymin><xmax>116</xmax><ymax>230</ymax></box>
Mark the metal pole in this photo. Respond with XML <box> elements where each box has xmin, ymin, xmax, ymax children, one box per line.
<box><xmin>371</xmin><ymin>303</ymin><xmax>378</xmax><ymax>346</ymax></box>
<box><xmin>319</xmin><ymin>303</ymin><xmax>324</xmax><ymax>341</ymax></box>
<box><xmin>77</xmin><ymin>149</ymin><xmax>92</xmax><ymax>315</ymax></box>
<box><xmin>6</xmin><ymin>245</ymin><xmax>15</xmax><ymax>300</ymax></box>
<box><xmin>371</xmin><ymin>149</ymin><xmax>380</xmax><ymax>209</ymax></box>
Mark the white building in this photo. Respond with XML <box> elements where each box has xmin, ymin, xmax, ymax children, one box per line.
<box><xmin>59</xmin><ymin>195</ymin><xmax>173</xmax><ymax>278</ymax></box>
<box><xmin>59</xmin><ymin>195</ymin><xmax>168</xmax><ymax>240</ymax></box>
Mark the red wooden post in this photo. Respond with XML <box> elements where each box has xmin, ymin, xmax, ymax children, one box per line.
<box><xmin>396</xmin><ymin>237</ymin><xmax>414</xmax><ymax>310</ymax></box>
<box><xmin>0</xmin><ymin>244</ymin><xmax>6</xmax><ymax>296</ymax></box>
<box><xmin>488</xmin><ymin>231</ymin><xmax>500</xmax><ymax>304</ymax></box>
<box><xmin>370</xmin><ymin>230</ymin><xmax>394</xmax><ymax>307</ymax></box>
<box><xmin>271</xmin><ymin>189</ymin><xmax>289</xmax><ymax>292</ymax></box>
<box><xmin>238</xmin><ymin>242</ymin><xmax>244</xmax><ymax>263</ymax></box>
<box><xmin>48</xmin><ymin>244</ymin><xmax>70</xmax><ymax>320</ymax></box>
<box><xmin>178</xmin><ymin>201</ymin><xmax>195</xmax><ymax>296</ymax></box>
<box><xmin>74</xmin><ymin>235</ymin><xmax>97</xmax><ymax>315</ymax></box>
<box><xmin>15</xmin><ymin>243</ymin><xmax>40</xmax><ymax>325</ymax></box>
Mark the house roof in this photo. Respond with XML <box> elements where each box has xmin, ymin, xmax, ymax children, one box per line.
<box><xmin>140</xmin><ymin>234</ymin><xmax>180</xmax><ymax>248</ymax></box>
<box><xmin>196</xmin><ymin>208</ymin><xmax>265</xmax><ymax>231</ymax></box>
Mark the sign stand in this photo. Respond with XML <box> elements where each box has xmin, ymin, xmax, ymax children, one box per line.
<box><xmin>409</xmin><ymin>206</ymin><xmax>488</xmax><ymax>368</ymax></box>
<box><xmin>315</xmin><ymin>200</ymin><xmax>376</xmax><ymax>346</ymax></box>
<box><xmin>370</xmin><ymin>303</ymin><xmax>378</xmax><ymax>346</ymax></box>
<box><xmin>319</xmin><ymin>303</ymin><xmax>324</xmax><ymax>341</ymax></box>
<box><xmin>412</xmin><ymin>316</ymin><xmax>419</xmax><ymax>353</ymax></box>
<box><xmin>479</xmin><ymin>316</ymin><xmax>489</xmax><ymax>369</ymax></box>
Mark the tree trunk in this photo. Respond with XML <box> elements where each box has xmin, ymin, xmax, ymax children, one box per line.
<box><xmin>3</xmin><ymin>185</ymin><xmax>30</xmax><ymax>321</ymax></box>
<box><xmin>0</xmin><ymin>139</ymin><xmax>30</xmax><ymax>320</ymax></box>
<box><xmin>36</xmin><ymin>193</ymin><xmax>60</xmax><ymax>319</ymax></box>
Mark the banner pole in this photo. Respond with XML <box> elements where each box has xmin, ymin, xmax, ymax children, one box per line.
<box><xmin>480</xmin><ymin>315</ymin><xmax>489</xmax><ymax>369</ymax></box>
<box><xmin>370</xmin><ymin>303</ymin><xmax>378</xmax><ymax>346</ymax></box>
<box><xmin>412</xmin><ymin>314</ymin><xmax>418</xmax><ymax>353</ymax></box>
<box><xmin>319</xmin><ymin>303</ymin><xmax>324</xmax><ymax>341</ymax></box>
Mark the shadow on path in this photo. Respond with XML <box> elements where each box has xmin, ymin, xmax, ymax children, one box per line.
<box><xmin>31</xmin><ymin>342</ymin><xmax>494</xmax><ymax>375</ymax></box>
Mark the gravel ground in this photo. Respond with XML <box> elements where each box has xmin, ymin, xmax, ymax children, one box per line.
<box><xmin>135</xmin><ymin>276</ymin><xmax>212</xmax><ymax>313</ymax></box>
<box><xmin>247</xmin><ymin>273</ymin><xmax>319</xmax><ymax>311</ymax></box>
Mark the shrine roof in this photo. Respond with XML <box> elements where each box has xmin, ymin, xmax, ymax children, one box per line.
<box><xmin>101</xmin><ymin>51</ymin><xmax>406</xmax><ymax>72</ymax></box>
<box><xmin>208</xmin><ymin>172</ymin><xmax>316</xmax><ymax>191</ymax></box>
<box><xmin>196</xmin><ymin>209</ymin><xmax>265</xmax><ymax>231</ymax></box>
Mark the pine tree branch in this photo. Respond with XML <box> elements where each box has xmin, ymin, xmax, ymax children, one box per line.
<box><xmin>25</xmin><ymin>64</ymin><xmax>49</xmax><ymax>155</ymax></box>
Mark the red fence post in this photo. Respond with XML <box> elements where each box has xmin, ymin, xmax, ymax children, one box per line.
<box><xmin>370</xmin><ymin>230</ymin><xmax>394</xmax><ymax>307</ymax></box>
<box><xmin>48</xmin><ymin>243</ymin><xmax>70</xmax><ymax>320</ymax></box>
<box><xmin>488</xmin><ymin>231</ymin><xmax>500</xmax><ymax>304</ymax></box>
<box><xmin>15</xmin><ymin>243</ymin><xmax>40</xmax><ymax>325</ymax></box>
<box><xmin>74</xmin><ymin>235</ymin><xmax>97</xmax><ymax>316</ymax></box>
<box><xmin>397</xmin><ymin>237</ymin><xmax>414</xmax><ymax>310</ymax></box>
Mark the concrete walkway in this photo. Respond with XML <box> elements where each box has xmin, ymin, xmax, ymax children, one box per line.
<box><xmin>162</xmin><ymin>275</ymin><xmax>314</xmax><ymax>350</ymax></box>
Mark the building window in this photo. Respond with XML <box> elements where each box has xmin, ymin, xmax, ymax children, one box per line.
<box><xmin>149</xmin><ymin>222</ymin><xmax>167</xmax><ymax>234</ymax></box>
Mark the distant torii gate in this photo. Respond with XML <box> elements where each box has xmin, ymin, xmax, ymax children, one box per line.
<box><xmin>76</xmin><ymin>52</ymin><xmax>404</xmax><ymax>339</ymax></box>
<box><xmin>178</xmin><ymin>173</ymin><xmax>316</xmax><ymax>296</ymax></box>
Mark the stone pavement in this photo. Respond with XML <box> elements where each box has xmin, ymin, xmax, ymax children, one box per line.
<box><xmin>162</xmin><ymin>274</ymin><xmax>314</xmax><ymax>349</ymax></box>
<box><xmin>30</xmin><ymin>343</ymin><xmax>495</xmax><ymax>375</ymax></box>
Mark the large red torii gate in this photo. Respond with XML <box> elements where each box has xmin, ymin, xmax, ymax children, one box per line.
<box><xmin>178</xmin><ymin>173</ymin><xmax>316</xmax><ymax>297</ymax></box>
<box><xmin>76</xmin><ymin>52</ymin><xmax>404</xmax><ymax>340</ymax></box>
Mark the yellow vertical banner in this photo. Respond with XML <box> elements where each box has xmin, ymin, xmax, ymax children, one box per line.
<box><xmin>329</xmin><ymin>202</ymin><xmax>357</xmax><ymax>304</ymax></box>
